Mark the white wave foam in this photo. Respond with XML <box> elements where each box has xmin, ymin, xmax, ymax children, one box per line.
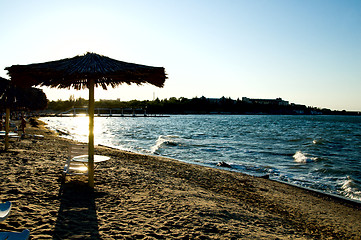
<box><xmin>340</xmin><ymin>176</ymin><xmax>361</xmax><ymax>201</ymax></box>
<box><xmin>293</xmin><ymin>151</ymin><xmax>316</xmax><ymax>163</ymax></box>
<box><xmin>342</xmin><ymin>177</ymin><xmax>354</xmax><ymax>193</ymax></box>
<box><xmin>151</xmin><ymin>135</ymin><xmax>181</xmax><ymax>154</ymax></box>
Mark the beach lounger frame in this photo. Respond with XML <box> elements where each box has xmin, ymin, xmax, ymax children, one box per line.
<box><xmin>0</xmin><ymin>229</ymin><xmax>30</xmax><ymax>240</ymax></box>
<box><xmin>0</xmin><ymin>202</ymin><xmax>30</xmax><ymax>240</ymax></box>
<box><xmin>62</xmin><ymin>143</ymin><xmax>89</xmax><ymax>181</ymax></box>
<box><xmin>0</xmin><ymin>202</ymin><xmax>11</xmax><ymax>222</ymax></box>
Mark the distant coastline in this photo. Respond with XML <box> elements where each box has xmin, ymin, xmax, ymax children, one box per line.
<box><xmin>44</xmin><ymin>96</ymin><xmax>360</xmax><ymax>116</ymax></box>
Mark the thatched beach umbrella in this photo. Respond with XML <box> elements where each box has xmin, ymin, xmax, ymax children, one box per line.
<box><xmin>6</xmin><ymin>52</ymin><xmax>167</xmax><ymax>187</ymax></box>
<box><xmin>0</xmin><ymin>77</ymin><xmax>47</xmax><ymax>150</ymax></box>
<box><xmin>0</xmin><ymin>77</ymin><xmax>23</xmax><ymax>151</ymax></box>
<box><xmin>0</xmin><ymin>77</ymin><xmax>11</xmax><ymax>150</ymax></box>
<box><xmin>0</xmin><ymin>77</ymin><xmax>8</xmax><ymax>89</ymax></box>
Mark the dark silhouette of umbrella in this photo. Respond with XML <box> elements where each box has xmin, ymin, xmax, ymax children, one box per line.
<box><xmin>0</xmin><ymin>77</ymin><xmax>11</xmax><ymax>150</ymax></box>
<box><xmin>0</xmin><ymin>77</ymin><xmax>8</xmax><ymax>90</ymax></box>
<box><xmin>0</xmin><ymin>77</ymin><xmax>47</xmax><ymax>150</ymax></box>
<box><xmin>0</xmin><ymin>77</ymin><xmax>14</xmax><ymax>107</ymax></box>
<box><xmin>0</xmin><ymin>78</ymin><xmax>47</xmax><ymax>111</ymax></box>
<box><xmin>6</xmin><ymin>52</ymin><xmax>167</xmax><ymax>187</ymax></box>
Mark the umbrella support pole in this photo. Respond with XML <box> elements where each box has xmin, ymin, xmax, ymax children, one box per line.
<box><xmin>88</xmin><ymin>79</ymin><xmax>95</xmax><ymax>187</ymax></box>
<box><xmin>4</xmin><ymin>108</ymin><xmax>10</xmax><ymax>151</ymax></box>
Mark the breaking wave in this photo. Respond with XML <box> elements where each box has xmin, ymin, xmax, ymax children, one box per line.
<box><xmin>293</xmin><ymin>151</ymin><xmax>316</xmax><ymax>163</ymax></box>
<box><xmin>41</xmin><ymin>115</ymin><xmax>361</xmax><ymax>201</ymax></box>
<box><xmin>340</xmin><ymin>176</ymin><xmax>361</xmax><ymax>201</ymax></box>
<box><xmin>151</xmin><ymin>135</ymin><xmax>182</xmax><ymax>154</ymax></box>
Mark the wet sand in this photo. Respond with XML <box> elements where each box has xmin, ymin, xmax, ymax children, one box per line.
<box><xmin>0</xmin><ymin>119</ymin><xmax>360</xmax><ymax>239</ymax></box>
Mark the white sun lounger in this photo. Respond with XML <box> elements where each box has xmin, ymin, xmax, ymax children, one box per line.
<box><xmin>0</xmin><ymin>202</ymin><xmax>30</xmax><ymax>240</ymax></box>
<box><xmin>0</xmin><ymin>229</ymin><xmax>30</xmax><ymax>240</ymax></box>
<box><xmin>62</xmin><ymin>143</ymin><xmax>110</xmax><ymax>182</ymax></box>
<box><xmin>62</xmin><ymin>143</ymin><xmax>89</xmax><ymax>180</ymax></box>
<box><xmin>0</xmin><ymin>202</ymin><xmax>11</xmax><ymax>222</ymax></box>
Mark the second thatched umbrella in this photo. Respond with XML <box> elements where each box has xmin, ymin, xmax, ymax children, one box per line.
<box><xmin>6</xmin><ymin>52</ymin><xmax>167</xmax><ymax>187</ymax></box>
<box><xmin>0</xmin><ymin>77</ymin><xmax>47</xmax><ymax>150</ymax></box>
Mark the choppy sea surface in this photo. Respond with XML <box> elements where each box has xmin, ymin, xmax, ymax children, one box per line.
<box><xmin>41</xmin><ymin>115</ymin><xmax>361</xmax><ymax>201</ymax></box>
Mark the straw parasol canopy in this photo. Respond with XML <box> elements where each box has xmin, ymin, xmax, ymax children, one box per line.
<box><xmin>0</xmin><ymin>77</ymin><xmax>8</xmax><ymax>90</ymax></box>
<box><xmin>0</xmin><ymin>77</ymin><xmax>47</xmax><ymax>111</ymax></box>
<box><xmin>6</xmin><ymin>52</ymin><xmax>167</xmax><ymax>187</ymax></box>
<box><xmin>0</xmin><ymin>77</ymin><xmax>11</xmax><ymax>101</ymax></box>
<box><xmin>6</xmin><ymin>52</ymin><xmax>166</xmax><ymax>89</ymax></box>
<box><xmin>0</xmin><ymin>77</ymin><xmax>47</xmax><ymax>150</ymax></box>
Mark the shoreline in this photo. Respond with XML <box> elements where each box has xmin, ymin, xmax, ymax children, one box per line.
<box><xmin>273</xmin><ymin>179</ymin><xmax>361</xmax><ymax>207</ymax></box>
<box><xmin>53</xmin><ymin>123</ymin><xmax>361</xmax><ymax>206</ymax></box>
<box><xmin>1</xmin><ymin>120</ymin><xmax>361</xmax><ymax>239</ymax></box>
<box><xmin>99</xmin><ymin>142</ymin><xmax>361</xmax><ymax>207</ymax></box>
<box><xmin>41</xmin><ymin>115</ymin><xmax>361</xmax><ymax>205</ymax></box>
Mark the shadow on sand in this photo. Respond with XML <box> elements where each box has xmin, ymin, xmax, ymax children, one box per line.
<box><xmin>53</xmin><ymin>180</ymin><xmax>101</xmax><ymax>239</ymax></box>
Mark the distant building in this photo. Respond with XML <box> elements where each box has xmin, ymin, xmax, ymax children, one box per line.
<box><xmin>242</xmin><ymin>97</ymin><xmax>289</xmax><ymax>106</ymax></box>
<box><xmin>207</xmin><ymin>98</ymin><xmax>236</xmax><ymax>104</ymax></box>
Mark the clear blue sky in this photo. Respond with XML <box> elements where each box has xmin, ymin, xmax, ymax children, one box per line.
<box><xmin>1</xmin><ymin>0</ymin><xmax>360</xmax><ymax>111</ymax></box>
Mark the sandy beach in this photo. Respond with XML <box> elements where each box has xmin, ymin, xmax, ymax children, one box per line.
<box><xmin>0</xmin><ymin>119</ymin><xmax>360</xmax><ymax>239</ymax></box>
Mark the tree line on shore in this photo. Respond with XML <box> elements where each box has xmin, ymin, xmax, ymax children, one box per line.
<box><xmin>46</xmin><ymin>96</ymin><xmax>359</xmax><ymax>115</ymax></box>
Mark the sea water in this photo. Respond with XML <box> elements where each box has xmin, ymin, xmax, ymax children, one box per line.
<box><xmin>41</xmin><ymin>115</ymin><xmax>361</xmax><ymax>201</ymax></box>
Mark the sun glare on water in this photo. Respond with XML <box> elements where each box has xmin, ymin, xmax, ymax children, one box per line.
<box><xmin>70</xmin><ymin>116</ymin><xmax>104</xmax><ymax>141</ymax></box>
<box><xmin>71</xmin><ymin>116</ymin><xmax>89</xmax><ymax>137</ymax></box>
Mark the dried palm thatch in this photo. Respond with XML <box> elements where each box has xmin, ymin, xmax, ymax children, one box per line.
<box><xmin>5</xmin><ymin>52</ymin><xmax>167</xmax><ymax>90</ymax></box>
<box><xmin>1</xmin><ymin>77</ymin><xmax>47</xmax><ymax>150</ymax></box>
<box><xmin>0</xmin><ymin>77</ymin><xmax>8</xmax><ymax>91</ymax></box>
<box><xmin>5</xmin><ymin>52</ymin><xmax>167</xmax><ymax>186</ymax></box>
<box><xmin>0</xmin><ymin>77</ymin><xmax>22</xmax><ymax>109</ymax></box>
<box><xmin>0</xmin><ymin>77</ymin><xmax>47</xmax><ymax>111</ymax></box>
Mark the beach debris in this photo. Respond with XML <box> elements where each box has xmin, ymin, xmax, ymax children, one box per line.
<box><xmin>29</xmin><ymin>118</ymin><xmax>39</xmax><ymax>127</ymax></box>
<box><xmin>217</xmin><ymin>161</ymin><xmax>232</xmax><ymax>168</ymax></box>
<box><xmin>56</xmin><ymin>129</ymin><xmax>69</xmax><ymax>135</ymax></box>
